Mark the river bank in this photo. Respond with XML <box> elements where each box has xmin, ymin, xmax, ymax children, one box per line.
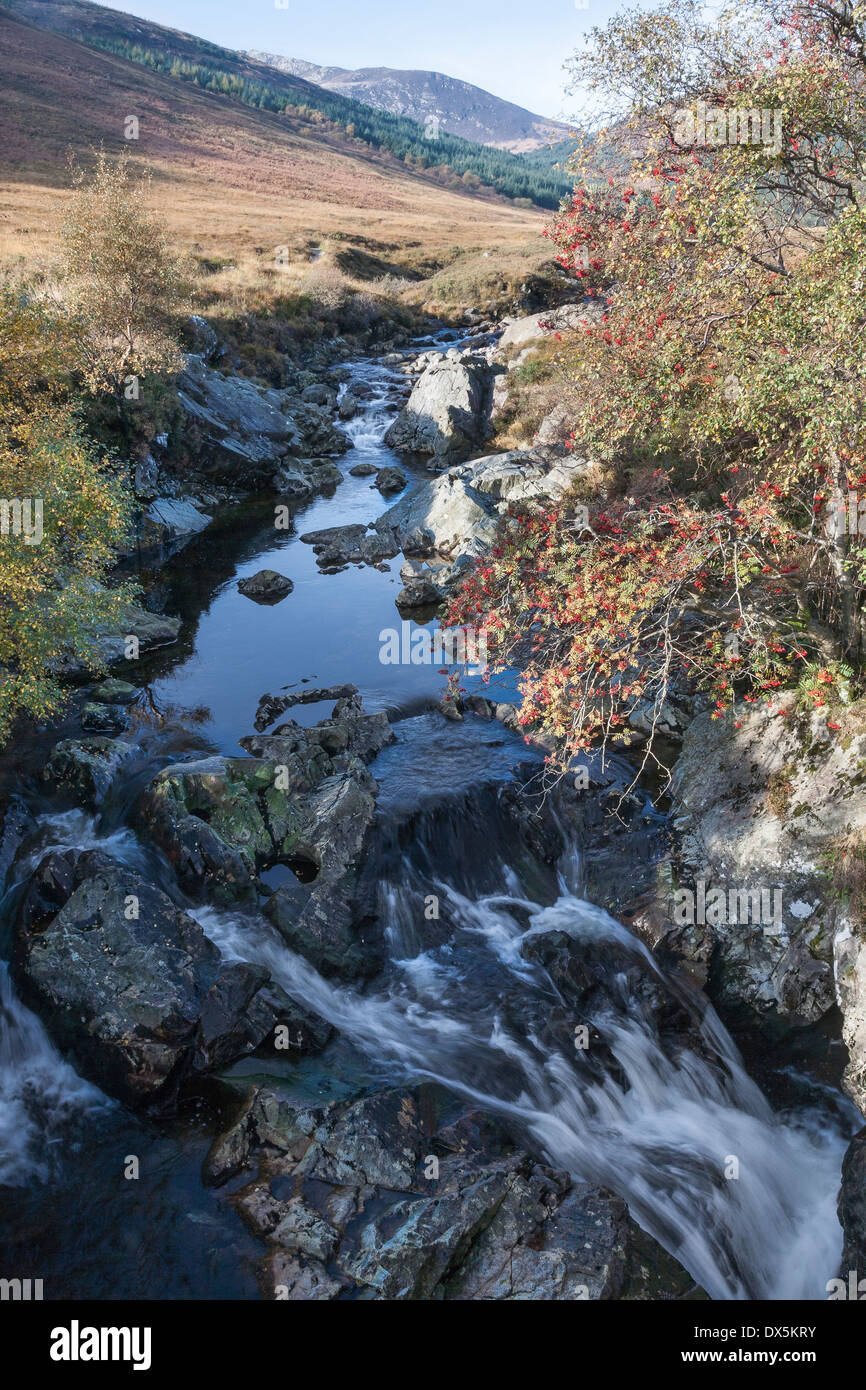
<box><xmin>0</xmin><ymin>313</ymin><xmax>861</xmax><ymax>1301</ymax></box>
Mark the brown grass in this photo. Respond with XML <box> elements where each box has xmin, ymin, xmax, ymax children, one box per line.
<box><xmin>0</xmin><ymin>9</ymin><xmax>547</xmax><ymax>299</ymax></box>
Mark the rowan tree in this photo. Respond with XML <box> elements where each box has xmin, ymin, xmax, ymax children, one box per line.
<box><xmin>448</xmin><ymin>0</ymin><xmax>866</xmax><ymax>772</ymax></box>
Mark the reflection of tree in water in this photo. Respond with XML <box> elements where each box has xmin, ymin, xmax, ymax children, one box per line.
<box><xmin>117</xmin><ymin>497</ymin><xmax>307</xmax><ymax>690</ymax></box>
<box><xmin>131</xmin><ymin>690</ymin><xmax>213</xmax><ymax>730</ymax></box>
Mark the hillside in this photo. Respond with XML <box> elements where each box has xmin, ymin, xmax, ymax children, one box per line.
<box><xmin>0</xmin><ymin>4</ymin><xmax>549</xmax><ymax>280</ymax></box>
<box><xmin>249</xmin><ymin>54</ymin><xmax>571</xmax><ymax>153</ymax></box>
<box><xmin>2</xmin><ymin>0</ymin><xmax>572</xmax><ymax>208</ymax></box>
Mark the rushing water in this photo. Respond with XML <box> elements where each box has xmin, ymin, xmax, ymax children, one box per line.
<box><xmin>0</xmin><ymin>336</ymin><xmax>858</xmax><ymax>1299</ymax></box>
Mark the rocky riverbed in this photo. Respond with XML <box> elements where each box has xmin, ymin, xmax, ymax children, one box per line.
<box><xmin>0</xmin><ymin>308</ymin><xmax>863</xmax><ymax>1301</ymax></box>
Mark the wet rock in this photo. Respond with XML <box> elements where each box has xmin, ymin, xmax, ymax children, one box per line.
<box><xmin>300</xmin><ymin>524</ymin><xmax>368</xmax><ymax>558</ymax></box>
<box><xmin>521</xmin><ymin>925</ymin><xmax>709</xmax><ymax>1073</ymax></box>
<box><xmin>81</xmin><ymin>701</ymin><xmax>128</xmax><ymax>735</ymax></box>
<box><xmin>288</xmin><ymin>403</ymin><xmax>351</xmax><ymax>459</ymax></box>
<box><xmin>238</xmin><ymin>570</ymin><xmax>294</xmax><ymax>603</ymax></box>
<box><xmin>204</xmin><ymin>1086</ymin><xmax>698</xmax><ymax>1300</ymax></box>
<box><xmin>12</xmin><ymin>855</ymin><xmax>330</xmax><ymax>1106</ymax></box>
<box><xmin>839</xmin><ymin>1126</ymin><xmax>866</xmax><ymax>1276</ymax></box>
<box><xmin>437</xmin><ymin>698</ymin><xmax>463</xmax><ymax>722</ymax></box>
<box><xmin>269</xmin><ymin>1252</ymin><xmax>342</xmax><ymax>1300</ymax></box>
<box><xmin>357</xmin><ymin>531</ymin><xmax>399</xmax><ymax>565</ymax></box>
<box><xmin>299</xmin><ymin>523</ymin><xmax>396</xmax><ymax>569</ymax></box>
<box><xmin>326</xmin><ymin>694</ymin><xmax>394</xmax><ymax>761</ymax></box>
<box><xmin>338</xmin><ymin>393</ymin><xmax>358</xmax><ymax>421</ymax></box>
<box><xmin>263</xmin><ymin>769</ymin><xmax>380</xmax><ymax>979</ymax></box>
<box><xmin>254</xmin><ymin>684</ymin><xmax>359</xmax><ymax>732</ymax></box>
<box><xmin>133</xmin><ymin>755</ymin><xmax>321</xmax><ymax>902</ymax></box>
<box><xmin>16</xmin><ymin>847</ymin><xmax>96</xmax><ymax>934</ymax></box>
<box><xmin>91</xmin><ymin>679</ymin><xmax>137</xmax><ymax>705</ymax></box>
<box><xmin>402</xmin><ymin>526</ymin><xmax>436</xmax><ymax>556</ymax></box>
<box><xmin>0</xmin><ymin>796</ymin><xmax>35</xmax><ymax>896</ymax></box>
<box><xmin>397</xmin><ymin>577</ymin><xmax>442</xmax><ymax>609</ymax></box>
<box><xmin>348</xmin><ymin>462</ymin><xmax>376</xmax><ymax>477</ymax></box>
<box><xmin>43</xmin><ymin>737</ymin><xmax>135</xmax><ymax>808</ymax></box>
<box><xmin>375</xmin><ymin>466</ymin><xmax>407</xmax><ymax>495</ymax></box>
<box><xmin>272</xmin><ymin>457</ymin><xmax>342</xmax><ymax>499</ymax></box>
<box><xmin>196</xmin><ymin>962</ymin><xmax>333</xmax><ymax>1071</ymax></box>
<box><xmin>135</xmin><ymin>697</ymin><xmax>394</xmax><ymax>978</ymax></box>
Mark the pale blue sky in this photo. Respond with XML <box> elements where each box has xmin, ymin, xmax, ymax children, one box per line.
<box><xmin>96</xmin><ymin>0</ymin><xmax>634</xmax><ymax>121</ymax></box>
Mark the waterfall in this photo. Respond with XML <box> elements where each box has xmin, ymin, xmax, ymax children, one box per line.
<box><xmin>190</xmin><ymin>837</ymin><xmax>853</xmax><ymax>1302</ymax></box>
<box><xmin>0</xmin><ymin>962</ymin><xmax>109</xmax><ymax>1187</ymax></box>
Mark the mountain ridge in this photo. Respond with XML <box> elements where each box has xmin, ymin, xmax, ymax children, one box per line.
<box><xmin>2</xmin><ymin>0</ymin><xmax>571</xmax><ymax>207</ymax></box>
<box><xmin>248</xmin><ymin>52</ymin><xmax>571</xmax><ymax>153</ymax></box>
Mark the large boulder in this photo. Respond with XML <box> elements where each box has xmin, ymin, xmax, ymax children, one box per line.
<box><xmin>377</xmin><ymin>447</ymin><xmax>591</xmax><ymax>560</ymax></box>
<box><xmin>133</xmin><ymin>752</ymin><xmax>329</xmax><ymax>902</ymax></box>
<box><xmin>176</xmin><ymin>358</ymin><xmax>350</xmax><ymax>487</ymax></box>
<box><xmin>203</xmin><ymin>1085</ymin><xmax>700</xmax><ymax>1301</ymax></box>
<box><xmin>385</xmin><ymin>355</ymin><xmax>498</xmax><ymax>464</ymax></box>
<box><xmin>666</xmin><ymin>696</ymin><xmax>866</xmax><ymax>1100</ymax></box>
<box><xmin>11</xmin><ymin>852</ymin><xmax>330</xmax><ymax>1106</ymax></box>
<box><xmin>262</xmin><ymin>769</ymin><xmax>379</xmax><ymax>978</ymax></box>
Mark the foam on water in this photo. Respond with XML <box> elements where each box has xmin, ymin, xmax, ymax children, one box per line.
<box><xmin>190</xmin><ymin>868</ymin><xmax>854</xmax><ymax>1301</ymax></box>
